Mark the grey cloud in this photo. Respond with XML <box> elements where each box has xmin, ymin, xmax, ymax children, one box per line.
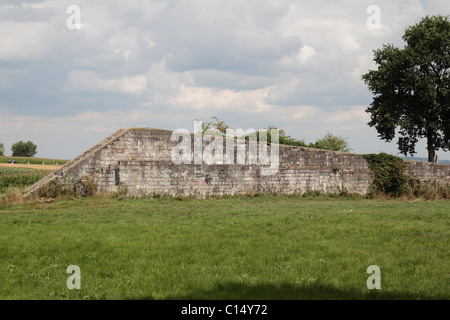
<box><xmin>0</xmin><ymin>0</ymin><xmax>449</xmax><ymax>160</ymax></box>
<box><xmin>141</xmin><ymin>0</ymin><xmax>302</xmax><ymax>75</ymax></box>
<box><xmin>0</xmin><ymin>3</ymin><xmax>54</xmax><ymax>22</ymax></box>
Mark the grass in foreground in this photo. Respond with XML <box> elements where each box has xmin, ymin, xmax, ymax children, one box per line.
<box><xmin>0</xmin><ymin>196</ymin><xmax>448</xmax><ymax>300</ymax></box>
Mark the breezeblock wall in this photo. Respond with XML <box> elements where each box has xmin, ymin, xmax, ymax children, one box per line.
<box><xmin>24</xmin><ymin>127</ymin><xmax>450</xmax><ymax>198</ymax></box>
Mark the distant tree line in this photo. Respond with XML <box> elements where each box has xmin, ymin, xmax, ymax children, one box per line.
<box><xmin>0</xmin><ymin>141</ymin><xmax>38</xmax><ymax>157</ymax></box>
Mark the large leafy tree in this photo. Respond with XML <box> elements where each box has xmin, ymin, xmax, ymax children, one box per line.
<box><xmin>362</xmin><ymin>15</ymin><xmax>450</xmax><ymax>162</ymax></box>
<box><xmin>11</xmin><ymin>141</ymin><xmax>37</xmax><ymax>157</ymax></box>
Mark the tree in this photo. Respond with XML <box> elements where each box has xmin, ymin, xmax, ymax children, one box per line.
<box><xmin>0</xmin><ymin>143</ymin><xmax>4</xmax><ymax>156</ymax></box>
<box><xmin>310</xmin><ymin>132</ymin><xmax>351</xmax><ymax>152</ymax></box>
<box><xmin>11</xmin><ymin>141</ymin><xmax>37</xmax><ymax>157</ymax></box>
<box><xmin>362</xmin><ymin>15</ymin><xmax>450</xmax><ymax>162</ymax></box>
<box><xmin>196</xmin><ymin>117</ymin><xmax>308</xmax><ymax>146</ymax></box>
<box><xmin>198</xmin><ymin>116</ymin><xmax>230</xmax><ymax>136</ymax></box>
<box><xmin>195</xmin><ymin>117</ymin><xmax>352</xmax><ymax>150</ymax></box>
<box><xmin>264</xmin><ymin>125</ymin><xmax>307</xmax><ymax>146</ymax></box>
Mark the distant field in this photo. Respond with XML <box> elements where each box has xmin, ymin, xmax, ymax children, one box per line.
<box><xmin>0</xmin><ymin>156</ymin><xmax>68</xmax><ymax>166</ymax></box>
<box><xmin>0</xmin><ymin>195</ymin><xmax>448</xmax><ymax>300</ymax></box>
<box><xmin>0</xmin><ymin>157</ymin><xmax>65</xmax><ymax>193</ymax></box>
<box><xmin>0</xmin><ymin>163</ymin><xmax>62</xmax><ymax>170</ymax></box>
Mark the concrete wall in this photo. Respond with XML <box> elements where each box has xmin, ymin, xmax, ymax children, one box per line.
<box><xmin>404</xmin><ymin>160</ymin><xmax>450</xmax><ymax>183</ymax></box>
<box><xmin>24</xmin><ymin>127</ymin><xmax>450</xmax><ymax>198</ymax></box>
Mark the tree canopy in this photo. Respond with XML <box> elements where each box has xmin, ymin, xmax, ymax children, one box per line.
<box><xmin>310</xmin><ymin>131</ymin><xmax>351</xmax><ymax>152</ymax></box>
<box><xmin>362</xmin><ymin>15</ymin><xmax>450</xmax><ymax>162</ymax></box>
<box><xmin>11</xmin><ymin>141</ymin><xmax>37</xmax><ymax>157</ymax></box>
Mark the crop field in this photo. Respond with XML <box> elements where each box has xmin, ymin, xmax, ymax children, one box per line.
<box><xmin>0</xmin><ymin>156</ymin><xmax>68</xmax><ymax>166</ymax></box>
<box><xmin>0</xmin><ymin>167</ymin><xmax>54</xmax><ymax>194</ymax></box>
<box><xmin>0</xmin><ymin>195</ymin><xmax>448</xmax><ymax>300</ymax></box>
<box><xmin>0</xmin><ymin>163</ymin><xmax>62</xmax><ymax>170</ymax></box>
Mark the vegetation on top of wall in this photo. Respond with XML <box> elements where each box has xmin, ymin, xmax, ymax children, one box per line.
<box><xmin>197</xmin><ymin>116</ymin><xmax>351</xmax><ymax>151</ymax></box>
<box><xmin>363</xmin><ymin>152</ymin><xmax>408</xmax><ymax>197</ymax></box>
<box><xmin>309</xmin><ymin>132</ymin><xmax>351</xmax><ymax>152</ymax></box>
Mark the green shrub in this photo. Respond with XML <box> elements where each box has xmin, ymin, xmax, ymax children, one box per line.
<box><xmin>73</xmin><ymin>175</ymin><xmax>98</xmax><ymax>197</ymax></box>
<box><xmin>111</xmin><ymin>183</ymin><xmax>128</xmax><ymax>200</ymax></box>
<box><xmin>363</xmin><ymin>153</ymin><xmax>408</xmax><ymax>197</ymax></box>
<box><xmin>35</xmin><ymin>178</ymin><xmax>77</xmax><ymax>199</ymax></box>
<box><xmin>407</xmin><ymin>179</ymin><xmax>450</xmax><ymax>200</ymax></box>
<box><xmin>302</xmin><ymin>190</ymin><xmax>322</xmax><ymax>198</ymax></box>
<box><xmin>36</xmin><ymin>179</ymin><xmax>62</xmax><ymax>198</ymax></box>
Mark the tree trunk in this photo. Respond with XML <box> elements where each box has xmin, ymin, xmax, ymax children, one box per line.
<box><xmin>427</xmin><ymin>135</ymin><xmax>436</xmax><ymax>163</ymax></box>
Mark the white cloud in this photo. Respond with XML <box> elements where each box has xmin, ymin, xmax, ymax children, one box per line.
<box><xmin>324</xmin><ymin>106</ymin><xmax>370</xmax><ymax>130</ymax></box>
<box><xmin>297</xmin><ymin>45</ymin><xmax>317</xmax><ymax>64</ymax></box>
<box><xmin>286</xmin><ymin>105</ymin><xmax>318</xmax><ymax>120</ymax></box>
<box><xmin>170</xmin><ymin>85</ymin><xmax>273</xmax><ymax>113</ymax></box>
<box><xmin>65</xmin><ymin>70</ymin><xmax>148</xmax><ymax>94</ymax></box>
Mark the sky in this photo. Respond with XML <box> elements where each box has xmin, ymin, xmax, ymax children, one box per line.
<box><xmin>0</xmin><ymin>0</ymin><xmax>449</xmax><ymax>160</ymax></box>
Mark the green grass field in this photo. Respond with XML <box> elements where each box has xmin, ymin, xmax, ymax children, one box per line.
<box><xmin>0</xmin><ymin>156</ymin><xmax>68</xmax><ymax>166</ymax></box>
<box><xmin>0</xmin><ymin>195</ymin><xmax>448</xmax><ymax>300</ymax></box>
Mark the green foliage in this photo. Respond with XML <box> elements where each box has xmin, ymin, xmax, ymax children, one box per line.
<box><xmin>0</xmin><ymin>167</ymin><xmax>51</xmax><ymax>193</ymax></box>
<box><xmin>0</xmin><ymin>156</ymin><xmax>68</xmax><ymax>165</ymax></box>
<box><xmin>406</xmin><ymin>179</ymin><xmax>450</xmax><ymax>200</ymax></box>
<box><xmin>301</xmin><ymin>190</ymin><xmax>322</xmax><ymax>198</ymax></box>
<box><xmin>198</xmin><ymin>116</ymin><xmax>230</xmax><ymax>136</ymax></box>
<box><xmin>110</xmin><ymin>183</ymin><xmax>128</xmax><ymax>200</ymax></box>
<box><xmin>36</xmin><ymin>179</ymin><xmax>63</xmax><ymax>198</ymax></box>
<box><xmin>0</xmin><ymin>143</ymin><xmax>4</xmax><ymax>156</ymax></box>
<box><xmin>195</xmin><ymin>117</ymin><xmax>352</xmax><ymax>150</ymax></box>
<box><xmin>362</xmin><ymin>15</ymin><xmax>450</xmax><ymax>162</ymax></box>
<box><xmin>11</xmin><ymin>141</ymin><xmax>38</xmax><ymax>157</ymax></box>
<box><xmin>265</xmin><ymin>126</ymin><xmax>307</xmax><ymax>146</ymax></box>
<box><xmin>363</xmin><ymin>153</ymin><xmax>408</xmax><ymax>197</ymax></box>
<box><xmin>36</xmin><ymin>176</ymin><xmax>100</xmax><ymax>199</ymax></box>
<box><xmin>83</xmin><ymin>175</ymin><xmax>98</xmax><ymax>197</ymax></box>
<box><xmin>72</xmin><ymin>175</ymin><xmax>99</xmax><ymax>198</ymax></box>
<box><xmin>310</xmin><ymin>131</ymin><xmax>351</xmax><ymax>152</ymax></box>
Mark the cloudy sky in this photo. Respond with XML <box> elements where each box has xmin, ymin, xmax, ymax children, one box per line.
<box><xmin>0</xmin><ymin>0</ymin><xmax>449</xmax><ymax>159</ymax></box>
